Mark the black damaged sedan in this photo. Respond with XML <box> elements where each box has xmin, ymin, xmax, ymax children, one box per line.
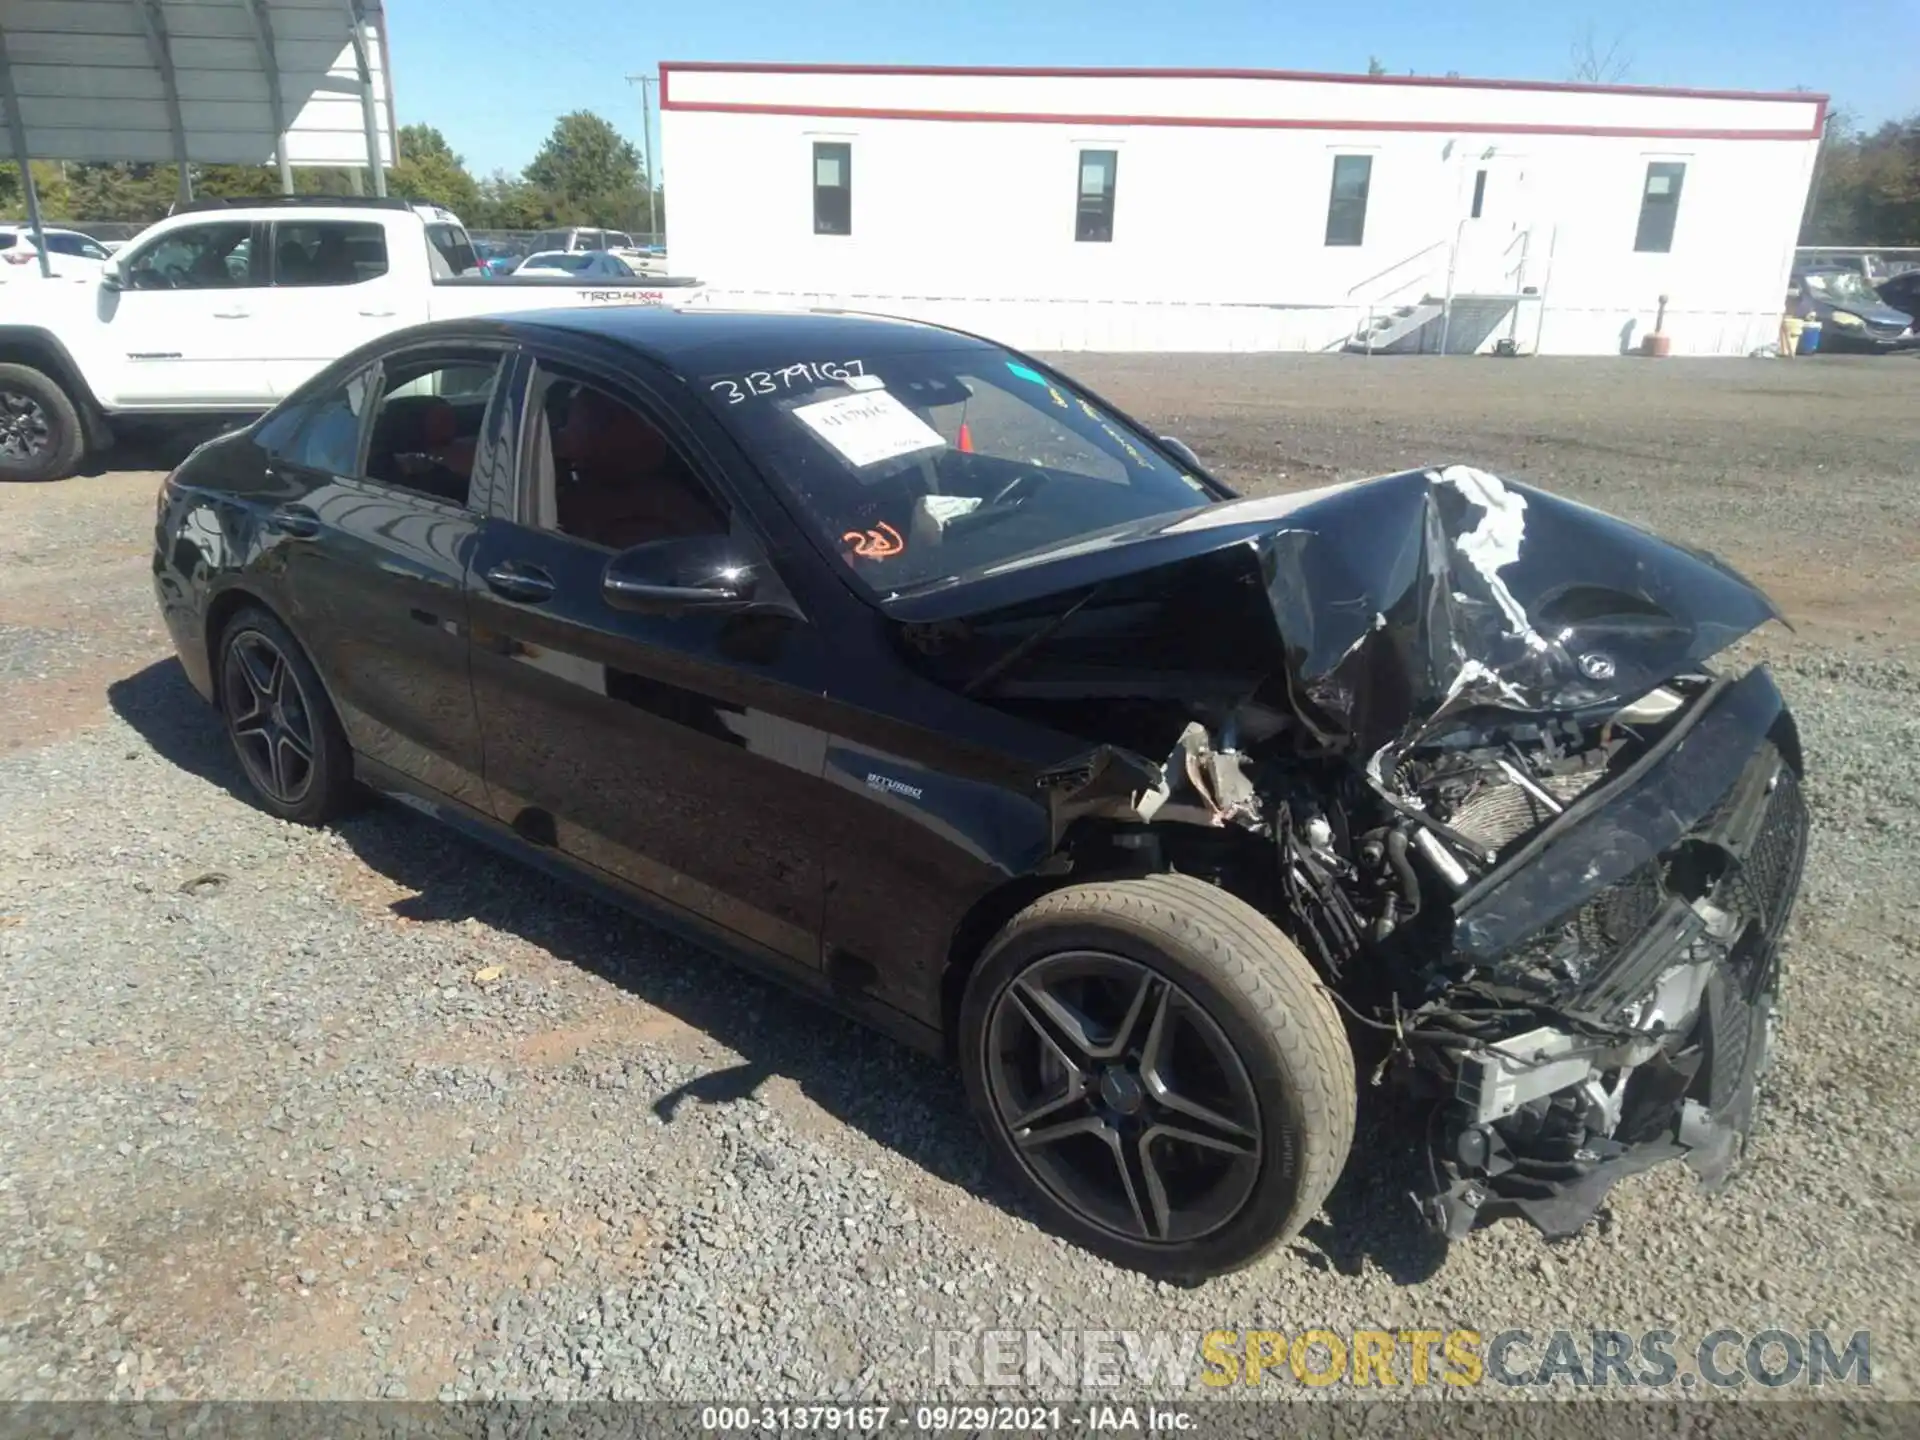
<box><xmin>152</xmin><ymin>308</ymin><xmax>1808</xmax><ymax>1280</ymax></box>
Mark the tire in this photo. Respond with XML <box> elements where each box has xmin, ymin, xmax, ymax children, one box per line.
<box><xmin>0</xmin><ymin>363</ymin><xmax>85</xmax><ymax>483</ymax></box>
<box><xmin>959</xmin><ymin>872</ymin><xmax>1356</xmax><ymax>1281</ymax></box>
<box><xmin>216</xmin><ymin>606</ymin><xmax>357</xmax><ymax>824</ymax></box>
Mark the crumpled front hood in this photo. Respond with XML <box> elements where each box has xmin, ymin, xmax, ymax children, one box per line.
<box><xmin>886</xmin><ymin>465</ymin><xmax>1785</xmax><ymax>758</ymax></box>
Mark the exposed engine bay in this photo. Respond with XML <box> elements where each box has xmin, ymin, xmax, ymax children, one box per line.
<box><xmin>890</xmin><ymin>465</ymin><xmax>1809</xmax><ymax>1240</ymax></box>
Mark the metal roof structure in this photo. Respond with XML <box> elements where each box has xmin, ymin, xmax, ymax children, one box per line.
<box><xmin>0</xmin><ymin>0</ymin><xmax>398</xmax><ymax>272</ymax></box>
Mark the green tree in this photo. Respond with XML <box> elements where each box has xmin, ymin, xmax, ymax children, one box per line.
<box><xmin>63</xmin><ymin>163</ymin><xmax>178</xmax><ymax>222</ymax></box>
<box><xmin>1802</xmin><ymin>111</ymin><xmax>1920</xmax><ymax>244</ymax></box>
<box><xmin>470</xmin><ymin>169</ymin><xmax>549</xmax><ymax>229</ymax></box>
<box><xmin>388</xmin><ymin>124</ymin><xmax>480</xmax><ymax>214</ymax></box>
<box><xmin>524</xmin><ymin>110</ymin><xmax>644</xmax><ymax>226</ymax></box>
<box><xmin>0</xmin><ymin>161</ymin><xmax>73</xmax><ymax>219</ymax></box>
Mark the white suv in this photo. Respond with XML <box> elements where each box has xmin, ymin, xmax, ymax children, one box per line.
<box><xmin>0</xmin><ymin>225</ymin><xmax>113</xmax><ymax>276</ymax></box>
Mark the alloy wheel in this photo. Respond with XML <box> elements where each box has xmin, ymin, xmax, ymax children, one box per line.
<box><xmin>982</xmin><ymin>951</ymin><xmax>1263</xmax><ymax>1244</ymax></box>
<box><xmin>0</xmin><ymin>390</ymin><xmax>51</xmax><ymax>461</ymax></box>
<box><xmin>223</xmin><ymin>631</ymin><xmax>317</xmax><ymax>805</ymax></box>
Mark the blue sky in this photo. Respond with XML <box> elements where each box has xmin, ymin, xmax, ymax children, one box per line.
<box><xmin>386</xmin><ymin>0</ymin><xmax>1915</xmax><ymax>178</ymax></box>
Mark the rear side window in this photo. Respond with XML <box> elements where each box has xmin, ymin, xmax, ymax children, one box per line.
<box><xmin>257</xmin><ymin>365</ymin><xmax>379</xmax><ymax>474</ymax></box>
<box><xmin>48</xmin><ymin>233</ymin><xmax>107</xmax><ymax>259</ymax></box>
<box><xmin>363</xmin><ymin>354</ymin><xmax>506</xmax><ymax>504</ymax></box>
<box><xmin>272</xmin><ymin>221</ymin><xmax>389</xmax><ymax>287</ymax></box>
<box><xmin>424</xmin><ymin>222</ymin><xmax>478</xmax><ymax>278</ymax></box>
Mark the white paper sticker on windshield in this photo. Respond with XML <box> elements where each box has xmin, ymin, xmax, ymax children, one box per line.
<box><xmin>845</xmin><ymin>372</ymin><xmax>886</xmax><ymax>392</ymax></box>
<box><xmin>792</xmin><ymin>390</ymin><xmax>945</xmax><ymax>469</ymax></box>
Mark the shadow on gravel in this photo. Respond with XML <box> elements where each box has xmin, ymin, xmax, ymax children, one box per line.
<box><xmin>110</xmin><ymin>654</ymin><xmax>1453</xmax><ymax>1290</ymax></box>
<box><xmin>80</xmin><ymin>421</ymin><xmax>246</xmax><ymax>478</ymax></box>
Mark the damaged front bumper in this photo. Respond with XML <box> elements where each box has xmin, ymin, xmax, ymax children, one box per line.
<box><xmin>1416</xmin><ymin>666</ymin><xmax>1809</xmax><ymax>1240</ymax></box>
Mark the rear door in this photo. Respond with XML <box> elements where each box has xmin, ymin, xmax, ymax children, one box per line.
<box><xmin>257</xmin><ymin>341</ymin><xmax>512</xmax><ymax>811</ymax></box>
<box><xmin>254</xmin><ymin>219</ymin><xmax>416</xmax><ymax>397</ymax></box>
<box><xmin>463</xmin><ymin>347</ymin><xmax>832</xmax><ymax>969</ymax></box>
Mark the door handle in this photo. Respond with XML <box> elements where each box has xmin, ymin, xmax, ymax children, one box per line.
<box><xmin>483</xmin><ymin>562</ymin><xmax>555</xmax><ymax>603</ymax></box>
<box><xmin>264</xmin><ymin>503</ymin><xmax>320</xmax><ymax>539</ymax></box>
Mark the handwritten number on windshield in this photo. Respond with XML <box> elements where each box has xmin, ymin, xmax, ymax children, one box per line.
<box><xmin>709</xmin><ymin>359</ymin><xmax>866</xmax><ymax>406</ymax></box>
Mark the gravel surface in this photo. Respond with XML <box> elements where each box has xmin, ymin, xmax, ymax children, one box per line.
<box><xmin>1</xmin><ymin>354</ymin><xmax>1916</xmax><ymax>1404</ymax></box>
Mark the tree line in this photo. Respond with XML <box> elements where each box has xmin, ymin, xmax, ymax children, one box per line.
<box><xmin>1801</xmin><ymin>113</ymin><xmax>1920</xmax><ymax>246</ymax></box>
<box><xmin>0</xmin><ymin>110</ymin><xmax>663</xmax><ymax>234</ymax></box>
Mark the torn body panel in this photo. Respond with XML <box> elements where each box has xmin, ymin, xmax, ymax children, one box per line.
<box><xmin>889</xmin><ymin>464</ymin><xmax>1806</xmax><ymax>1243</ymax></box>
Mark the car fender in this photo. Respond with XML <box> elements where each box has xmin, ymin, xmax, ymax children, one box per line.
<box><xmin>0</xmin><ymin>325</ymin><xmax>114</xmax><ymax>449</ymax></box>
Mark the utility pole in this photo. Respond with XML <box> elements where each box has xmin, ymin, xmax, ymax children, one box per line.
<box><xmin>624</xmin><ymin>72</ymin><xmax>657</xmax><ymax>242</ymax></box>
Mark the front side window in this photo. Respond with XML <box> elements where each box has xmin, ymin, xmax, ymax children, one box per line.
<box><xmin>700</xmin><ymin>348</ymin><xmax>1215</xmax><ymax>593</ymax></box>
<box><xmin>124</xmin><ymin>222</ymin><xmax>256</xmax><ymax>290</ymax></box>
<box><xmin>523</xmin><ymin>365</ymin><xmax>729</xmax><ymax>550</ymax></box>
<box><xmin>1075</xmin><ymin>150</ymin><xmax>1117</xmax><ymax>243</ymax></box>
<box><xmin>1325</xmin><ymin>155</ymin><xmax>1372</xmax><ymax>246</ymax></box>
<box><xmin>814</xmin><ymin>142</ymin><xmax>852</xmax><ymax>236</ymax></box>
<box><xmin>256</xmin><ymin>365</ymin><xmax>379</xmax><ymax>476</ymax></box>
<box><xmin>1634</xmin><ymin>161</ymin><xmax>1686</xmax><ymax>253</ymax></box>
<box><xmin>272</xmin><ymin>221</ymin><xmax>389</xmax><ymax>287</ymax></box>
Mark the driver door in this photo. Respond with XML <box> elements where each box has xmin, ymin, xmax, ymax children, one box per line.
<box><xmin>464</xmin><ymin>352</ymin><xmax>833</xmax><ymax>971</ymax></box>
<box><xmin>100</xmin><ymin>220</ymin><xmax>272</xmax><ymax>407</ymax></box>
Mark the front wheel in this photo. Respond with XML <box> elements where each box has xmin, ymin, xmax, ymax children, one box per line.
<box><xmin>0</xmin><ymin>363</ymin><xmax>84</xmax><ymax>482</ymax></box>
<box><xmin>959</xmin><ymin>873</ymin><xmax>1356</xmax><ymax>1281</ymax></box>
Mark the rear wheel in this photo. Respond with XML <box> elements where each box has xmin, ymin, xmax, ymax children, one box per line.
<box><xmin>217</xmin><ymin>607</ymin><xmax>356</xmax><ymax>824</ymax></box>
<box><xmin>0</xmin><ymin>363</ymin><xmax>84</xmax><ymax>482</ymax></box>
<box><xmin>959</xmin><ymin>873</ymin><xmax>1356</xmax><ymax>1280</ymax></box>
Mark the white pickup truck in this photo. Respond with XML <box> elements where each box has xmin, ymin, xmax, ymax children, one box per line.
<box><xmin>0</xmin><ymin>197</ymin><xmax>703</xmax><ymax>481</ymax></box>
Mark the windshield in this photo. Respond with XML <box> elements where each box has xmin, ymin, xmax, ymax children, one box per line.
<box><xmin>702</xmin><ymin>346</ymin><xmax>1217</xmax><ymax>592</ymax></box>
<box><xmin>1803</xmin><ymin>270</ymin><xmax>1878</xmax><ymax>305</ymax></box>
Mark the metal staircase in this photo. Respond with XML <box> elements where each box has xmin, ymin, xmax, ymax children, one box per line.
<box><xmin>1347</xmin><ymin>301</ymin><xmax>1445</xmax><ymax>354</ymax></box>
<box><xmin>1343</xmin><ymin>223</ymin><xmax>1557</xmax><ymax>356</ymax></box>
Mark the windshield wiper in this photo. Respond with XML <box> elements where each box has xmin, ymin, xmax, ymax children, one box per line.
<box><xmin>962</xmin><ymin>581</ymin><xmax>1109</xmax><ymax>697</ymax></box>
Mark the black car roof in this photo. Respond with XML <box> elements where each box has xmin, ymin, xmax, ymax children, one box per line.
<box><xmin>499</xmin><ymin>306</ymin><xmax>995</xmax><ymax>374</ymax></box>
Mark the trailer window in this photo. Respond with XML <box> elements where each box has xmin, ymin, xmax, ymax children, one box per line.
<box><xmin>1325</xmin><ymin>155</ymin><xmax>1372</xmax><ymax>247</ymax></box>
<box><xmin>814</xmin><ymin>142</ymin><xmax>852</xmax><ymax>236</ymax></box>
<box><xmin>1634</xmin><ymin>162</ymin><xmax>1686</xmax><ymax>253</ymax></box>
<box><xmin>1075</xmin><ymin>150</ymin><xmax>1117</xmax><ymax>243</ymax></box>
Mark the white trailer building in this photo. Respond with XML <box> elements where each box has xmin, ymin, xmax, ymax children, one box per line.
<box><xmin>659</xmin><ymin>63</ymin><xmax>1826</xmax><ymax>357</ymax></box>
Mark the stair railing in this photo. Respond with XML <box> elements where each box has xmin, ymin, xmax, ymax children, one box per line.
<box><xmin>1346</xmin><ymin>239</ymin><xmax>1452</xmax><ymax>355</ymax></box>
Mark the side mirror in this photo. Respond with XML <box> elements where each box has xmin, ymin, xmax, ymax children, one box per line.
<box><xmin>1159</xmin><ymin>435</ymin><xmax>1203</xmax><ymax>471</ymax></box>
<box><xmin>602</xmin><ymin>534</ymin><xmax>761</xmax><ymax>615</ymax></box>
<box><xmin>100</xmin><ymin>257</ymin><xmax>125</xmax><ymax>291</ymax></box>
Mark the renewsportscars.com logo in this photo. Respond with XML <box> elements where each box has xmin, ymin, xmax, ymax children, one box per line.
<box><xmin>1199</xmin><ymin>1328</ymin><xmax>1872</xmax><ymax>1390</ymax></box>
<box><xmin>931</xmin><ymin>1327</ymin><xmax>1872</xmax><ymax>1391</ymax></box>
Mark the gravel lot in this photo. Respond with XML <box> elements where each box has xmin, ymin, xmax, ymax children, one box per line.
<box><xmin>2</xmin><ymin>353</ymin><xmax>1916</xmax><ymax>1404</ymax></box>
